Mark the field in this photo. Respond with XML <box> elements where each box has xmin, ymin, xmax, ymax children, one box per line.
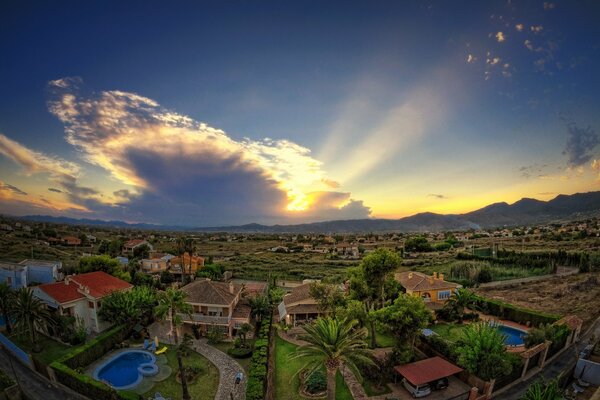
<box><xmin>475</xmin><ymin>271</ymin><xmax>600</xmax><ymax>328</ymax></box>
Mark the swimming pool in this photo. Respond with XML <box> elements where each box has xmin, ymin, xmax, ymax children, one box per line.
<box><xmin>498</xmin><ymin>325</ymin><xmax>527</xmax><ymax>346</ymax></box>
<box><xmin>93</xmin><ymin>350</ymin><xmax>158</xmax><ymax>390</ymax></box>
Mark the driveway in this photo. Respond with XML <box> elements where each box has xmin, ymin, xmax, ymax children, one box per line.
<box><xmin>384</xmin><ymin>376</ymin><xmax>471</xmax><ymax>400</ymax></box>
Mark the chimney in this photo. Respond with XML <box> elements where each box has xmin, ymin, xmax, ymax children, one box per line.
<box><xmin>408</xmin><ymin>272</ymin><xmax>413</xmax><ymax>279</ymax></box>
<box><xmin>432</xmin><ymin>272</ymin><xmax>437</xmax><ymax>279</ymax></box>
<box><xmin>439</xmin><ymin>273</ymin><xmax>444</xmax><ymax>281</ymax></box>
<box><xmin>429</xmin><ymin>277</ymin><xmax>434</xmax><ymax>285</ymax></box>
<box><xmin>229</xmin><ymin>281</ymin><xmax>234</xmax><ymax>294</ymax></box>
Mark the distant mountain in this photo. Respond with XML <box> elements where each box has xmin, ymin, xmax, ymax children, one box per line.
<box><xmin>10</xmin><ymin>191</ymin><xmax>600</xmax><ymax>233</ymax></box>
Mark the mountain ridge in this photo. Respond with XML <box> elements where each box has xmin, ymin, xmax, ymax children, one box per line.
<box><xmin>6</xmin><ymin>191</ymin><xmax>600</xmax><ymax>233</ymax></box>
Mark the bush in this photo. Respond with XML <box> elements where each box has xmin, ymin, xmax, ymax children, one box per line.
<box><xmin>228</xmin><ymin>347</ymin><xmax>253</xmax><ymax>358</ymax></box>
<box><xmin>305</xmin><ymin>370</ymin><xmax>327</xmax><ymax>394</ymax></box>
<box><xmin>472</xmin><ymin>295</ymin><xmax>560</xmax><ymax>326</ymax></box>
<box><xmin>0</xmin><ymin>369</ymin><xmax>15</xmax><ymax>390</ymax></box>
<box><xmin>246</xmin><ymin>313</ymin><xmax>271</xmax><ymax>400</ymax></box>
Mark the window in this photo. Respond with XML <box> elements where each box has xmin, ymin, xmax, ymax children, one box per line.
<box><xmin>88</xmin><ymin>301</ymin><xmax>94</xmax><ymax>308</ymax></box>
<box><xmin>438</xmin><ymin>290</ymin><xmax>451</xmax><ymax>300</ymax></box>
<box><xmin>6</xmin><ymin>277</ymin><xmax>11</xmax><ymax>285</ymax></box>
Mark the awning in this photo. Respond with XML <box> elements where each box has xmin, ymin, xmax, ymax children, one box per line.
<box><xmin>394</xmin><ymin>356</ymin><xmax>463</xmax><ymax>386</ymax></box>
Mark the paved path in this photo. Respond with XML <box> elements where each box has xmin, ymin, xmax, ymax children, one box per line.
<box><xmin>149</xmin><ymin>321</ymin><xmax>246</xmax><ymax>400</ymax></box>
<box><xmin>494</xmin><ymin>316</ymin><xmax>600</xmax><ymax>399</ymax></box>
<box><xmin>479</xmin><ymin>267</ymin><xmax>578</xmax><ymax>288</ymax></box>
<box><xmin>0</xmin><ymin>349</ymin><xmax>90</xmax><ymax>400</ymax></box>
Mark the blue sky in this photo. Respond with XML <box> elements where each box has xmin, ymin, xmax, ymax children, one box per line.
<box><xmin>0</xmin><ymin>1</ymin><xmax>599</xmax><ymax>226</ymax></box>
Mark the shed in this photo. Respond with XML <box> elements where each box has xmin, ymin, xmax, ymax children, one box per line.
<box><xmin>394</xmin><ymin>356</ymin><xmax>463</xmax><ymax>386</ymax></box>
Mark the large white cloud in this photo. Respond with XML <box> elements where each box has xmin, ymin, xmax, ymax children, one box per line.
<box><xmin>37</xmin><ymin>77</ymin><xmax>371</xmax><ymax>225</ymax></box>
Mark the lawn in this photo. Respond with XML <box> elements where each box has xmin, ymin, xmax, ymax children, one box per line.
<box><xmin>10</xmin><ymin>334</ymin><xmax>71</xmax><ymax>365</ymax></box>
<box><xmin>274</xmin><ymin>335</ymin><xmax>353</xmax><ymax>400</ymax></box>
<box><xmin>430</xmin><ymin>323</ymin><xmax>468</xmax><ymax>342</ymax></box>
<box><xmin>369</xmin><ymin>328</ymin><xmax>395</xmax><ymax>348</ymax></box>
<box><xmin>142</xmin><ymin>344</ymin><xmax>219</xmax><ymax>400</ymax></box>
<box><xmin>208</xmin><ymin>339</ymin><xmax>255</xmax><ymax>372</ymax></box>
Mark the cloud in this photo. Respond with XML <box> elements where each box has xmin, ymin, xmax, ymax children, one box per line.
<box><xmin>466</xmin><ymin>54</ymin><xmax>477</xmax><ymax>63</ymax></box>
<box><xmin>531</xmin><ymin>25</ymin><xmax>543</xmax><ymax>34</ymax></box>
<box><xmin>562</xmin><ymin>122</ymin><xmax>599</xmax><ymax>167</ymax></box>
<box><xmin>0</xmin><ymin>181</ymin><xmax>27</xmax><ymax>196</ymax></box>
<box><xmin>543</xmin><ymin>2</ymin><xmax>555</xmax><ymax>10</ymax></box>
<box><xmin>592</xmin><ymin>159</ymin><xmax>600</xmax><ymax>181</ymax></box>
<box><xmin>427</xmin><ymin>193</ymin><xmax>448</xmax><ymax>200</ymax></box>
<box><xmin>495</xmin><ymin>32</ymin><xmax>505</xmax><ymax>43</ymax></box>
<box><xmin>48</xmin><ymin>188</ymin><xmax>63</xmax><ymax>193</ymax></box>
<box><xmin>518</xmin><ymin>163</ymin><xmax>548</xmax><ymax>178</ymax></box>
<box><xmin>42</xmin><ymin>78</ymin><xmax>370</xmax><ymax>225</ymax></box>
<box><xmin>515</xmin><ymin>24</ymin><xmax>524</xmax><ymax>32</ymax></box>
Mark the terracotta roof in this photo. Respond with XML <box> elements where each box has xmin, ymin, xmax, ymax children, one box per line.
<box><xmin>394</xmin><ymin>357</ymin><xmax>463</xmax><ymax>385</ymax></box>
<box><xmin>286</xmin><ymin>304</ymin><xmax>321</xmax><ymax>315</ymax></box>
<box><xmin>38</xmin><ymin>281</ymin><xmax>84</xmax><ymax>304</ymax></box>
<box><xmin>181</xmin><ymin>279</ymin><xmax>241</xmax><ymax>305</ymax></box>
<box><xmin>124</xmin><ymin>239</ymin><xmax>147</xmax><ymax>248</ymax></box>
<box><xmin>395</xmin><ymin>271</ymin><xmax>460</xmax><ymax>291</ymax></box>
<box><xmin>69</xmin><ymin>271</ymin><xmax>132</xmax><ymax>298</ymax></box>
<box><xmin>283</xmin><ymin>283</ymin><xmax>313</xmax><ymax>306</ymax></box>
<box><xmin>232</xmin><ymin>303</ymin><xmax>251</xmax><ymax>319</ymax></box>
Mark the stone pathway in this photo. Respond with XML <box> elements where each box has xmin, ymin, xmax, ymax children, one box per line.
<box><xmin>149</xmin><ymin>321</ymin><xmax>246</xmax><ymax>400</ymax></box>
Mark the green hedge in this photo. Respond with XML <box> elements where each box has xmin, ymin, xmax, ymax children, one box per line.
<box><xmin>50</xmin><ymin>324</ymin><xmax>139</xmax><ymax>400</ymax></box>
<box><xmin>472</xmin><ymin>295</ymin><xmax>561</xmax><ymax>326</ymax></box>
<box><xmin>246</xmin><ymin>315</ymin><xmax>272</xmax><ymax>400</ymax></box>
<box><xmin>227</xmin><ymin>347</ymin><xmax>253</xmax><ymax>358</ymax></box>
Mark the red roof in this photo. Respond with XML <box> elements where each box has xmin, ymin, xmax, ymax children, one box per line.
<box><xmin>394</xmin><ymin>357</ymin><xmax>463</xmax><ymax>386</ymax></box>
<box><xmin>39</xmin><ymin>281</ymin><xmax>84</xmax><ymax>304</ymax></box>
<box><xmin>124</xmin><ymin>239</ymin><xmax>147</xmax><ymax>248</ymax></box>
<box><xmin>38</xmin><ymin>271</ymin><xmax>132</xmax><ymax>304</ymax></box>
<box><xmin>70</xmin><ymin>271</ymin><xmax>132</xmax><ymax>298</ymax></box>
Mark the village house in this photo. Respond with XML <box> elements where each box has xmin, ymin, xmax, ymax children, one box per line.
<box><xmin>33</xmin><ymin>271</ymin><xmax>133</xmax><ymax>333</ymax></box>
<box><xmin>141</xmin><ymin>253</ymin><xmax>175</xmax><ymax>274</ymax></box>
<box><xmin>170</xmin><ymin>252</ymin><xmax>204</xmax><ymax>276</ymax></box>
<box><xmin>278</xmin><ymin>282</ymin><xmax>323</xmax><ymax>326</ymax></box>
<box><xmin>122</xmin><ymin>239</ymin><xmax>153</xmax><ymax>256</ymax></box>
<box><xmin>0</xmin><ymin>259</ymin><xmax>62</xmax><ymax>289</ymax></box>
<box><xmin>179</xmin><ymin>278</ymin><xmax>250</xmax><ymax>338</ymax></box>
<box><xmin>62</xmin><ymin>236</ymin><xmax>82</xmax><ymax>246</ymax></box>
<box><xmin>395</xmin><ymin>271</ymin><xmax>461</xmax><ymax>307</ymax></box>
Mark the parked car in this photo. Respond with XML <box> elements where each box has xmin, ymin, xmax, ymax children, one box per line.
<box><xmin>431</xmin><ymin>377</ymin><xmax>449</xmax><ymax>390</ymax></box>
<box><xmin>579</xmin><ymin>344</ymin><xmax>594</xmax><ymax>359</ymax></box>
<box><xmin>402</xmin><ymin>378</ymin><xmax>431</xmax><ymax>398</ymax></box>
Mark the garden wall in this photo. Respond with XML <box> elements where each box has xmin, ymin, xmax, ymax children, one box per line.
<box><xmin>49</xmin><ymin>325</ymin><xmax>139</xmax><ymax>400</ymax></box>
<box><xmin>471</xmin><ymin>295</ymin><xmax>561</xmax><ymax>326</ymax></box>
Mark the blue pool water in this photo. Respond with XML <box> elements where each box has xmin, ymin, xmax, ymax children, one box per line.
<box><xmin>498</xmin><ymin>325</ymin><xmax>527</xmax><ymax>346</ymax></box>
<box><xmin>93</xmin><ymin>350</ymin><xmax>158</xmax><ymax>390</ymax></box>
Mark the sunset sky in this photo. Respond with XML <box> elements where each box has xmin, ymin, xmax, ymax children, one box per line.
<box><xmin>0</xmin><ymin>1</ymin><xmax>599</xmax><ymax>226</ymax></box>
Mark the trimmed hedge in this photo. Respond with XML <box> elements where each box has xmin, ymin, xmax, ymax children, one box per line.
<box><xmin>227</xmin><ymin>347</ymin><xmax>253</xmax><ymax>358</ymax></box>
<box><xmin>50</xmin><ymin>324</ymin><xmax>139</xmax><ymax>400</ymax></box>
<box><xmin>246</xmin><ymin>315</ymin><xmax>272</xmax><ymax>400</ymax></box>
<box><xmin>471</xmin><ymin>295</ymin><xmax>561</xmax><ymax>327</ymax></box>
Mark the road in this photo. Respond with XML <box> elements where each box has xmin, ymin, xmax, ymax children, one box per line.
<box><xmin>494</xmin><ymin>316</ymin><xmax>600</xmax><ymax>399</ymax></box>
<box><xmin>479</xmin><ymin>267</ymin><xmax>579</xmax><ymax>289</ymax></box>
<box><xmin>0</xmin><ymin>349</ymin><xmax>90</xmax><ymax>400</ymax></box>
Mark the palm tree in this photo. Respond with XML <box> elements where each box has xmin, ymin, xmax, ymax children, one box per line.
<box><xmin>0</xmin><ymin>283</ymin><xmax>14</xmax><ymax>334</ymax></box>
<box><xmin>521</xmin><ymin>379</ymin><xmax>562</xmax><ymax>400</ymax></box>
<box><xmin>443</xmin><ymin>288</ymin><xmax>475</xmax><ymax>321</ymax></box>
<box><xmin>184</xmin><ymin>237</ymin><xmax>195</xmax><ymax>284</ymax></box>
<box><xmin>11</xmin><ymin>288</ymin><xmax>54</xmax><ymax>352</ymax></box>
<box><xmin>154</xmin><ymin>288</ymin><xmax>193</xmax><ymax>400</ymax></box>
<box><xmin>237</xmin><ymin>323</ymin><xmax>252</xmax><ymax>348</ymax></box>
<box><xmin>292</xmin><ymin>317</ymin><xmax>375</xmax><ymax>400</ymax></box>
<box><xmin>175</xmin><ymin>236</ymin><xmax>186</xmax><ymax>285</ymax></box>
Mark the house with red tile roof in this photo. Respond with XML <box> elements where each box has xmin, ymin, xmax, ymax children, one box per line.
<box><xmin>122</xmin><ymin>239</ymin><xmax>153</xmax><ymax>256</ymax></box>
<box><xmin>32</xmin><ymin>271</ymin><xmax>133</xmax><ymax>333</ymax></box>
<box><xmin>395</xmin><ymin>271</ymin><xmax>461</xmax><ymax>307</ymax></box>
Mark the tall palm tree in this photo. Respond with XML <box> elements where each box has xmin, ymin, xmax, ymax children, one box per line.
<box><xmin>0</xmin><ymin>283</ymin><xmax>14</xmax><ymax>334</ymax></box>
<box><xmin>443</xmin><ymin>288</ymin><xmax>475</xmax><ymax>320</ymax></box>
<box><xmin>175</xmin><ymin>236</ymin><xmax>186</xmax><ymax>285</ymax></box>
<box><xmin>292</xmin><ymin>317</ymin><xmax>375</xmax><ymax>400</ymax></box>
<box><xmin>11</xmin><ymin>288</ymin><xmax>54</xmax><ymax>352</ymax></box>
<box><xmin>154</xmin><ymin>288</ymin><xmax>193</xmax><ymax>400</ymax></box>
<box><xmin>184</xmin><ymin>237</ymin><xmax>195</xmax><ymax>284</ymax></box>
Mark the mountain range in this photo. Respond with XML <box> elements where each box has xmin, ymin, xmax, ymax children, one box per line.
<box><xmin>12</xmin><ymin>191</ymin><xmax>600</xmax><ymax>233</ymax></box>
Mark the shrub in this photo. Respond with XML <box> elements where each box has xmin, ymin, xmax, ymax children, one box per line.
<box><xmin>246</xmin><ymin>313</ymin><xmax>272</xmax><ymax>400</ymax></box>
<box><xmin>305</xmin><ymin>370</ymin><xmax>327</xmax><ymax>394</ymax></box>
<box><xmin>228</xmin><ymin>347</ymin><xmax>253</xmax><ymax>358</ymax></box>
<box><xmin>471</xmin><ymin>295</ymin><xmax>560</xmax><ymax>326</ymax></box>
<box><xmin>0</xmin><ymin>369</ymin><xmax>15</xmax><ymax>390</ymax></box>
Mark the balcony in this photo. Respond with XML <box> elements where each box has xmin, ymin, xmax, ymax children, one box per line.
<box><xmin>179</xmin><ymin>313</ymin><xmax>231</xmax><ymax>325</ymax></box>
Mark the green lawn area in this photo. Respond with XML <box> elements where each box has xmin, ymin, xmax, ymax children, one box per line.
<box><xmin>274</xmin><ymin>335</ymin><xmax>353</xmax><ymax>400</ymax></box>
<box><xmin>10</xmin><ymin>334</ymin><xmax>71</xmax><ymax>365</ymax></box>
<box><xmin>208</xmin><ymin>339</ymin><xmax>255</xmax><ymax>372</ymax></box>
<box><xmin>371</xmin><ymin>328</ymin><xmax>396</xmax><ymax>348</ymax></box>
<box><xmin>142</xmin><ymin>344</ymin><xmax>219</xmax><ymax>400</ymax></box>
<box><xmin>430</xmin><ymin>323</ymin><xmax>468</xmax><ymax>342</ymax></box>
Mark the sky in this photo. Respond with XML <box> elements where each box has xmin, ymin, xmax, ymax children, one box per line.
<box><xmin>0</xmin><ymin>0</ymin><xmax>599</xmax><ymax>226</ymax></box>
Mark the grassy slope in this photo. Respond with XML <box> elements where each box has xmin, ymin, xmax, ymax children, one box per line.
<box><xmin>10</xmin><ymin>334</ymin><xmax>71</xmax><ymax>364</ymax></box>
<box><xmin>430</xmin><ymin>323</ymin><xmax>468</xmax><ymax>342</ymax></box>
<box><xmin>274</xmin><ymin>335</ymin><xmax>353</xmax><ymax>400</ymax></box>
